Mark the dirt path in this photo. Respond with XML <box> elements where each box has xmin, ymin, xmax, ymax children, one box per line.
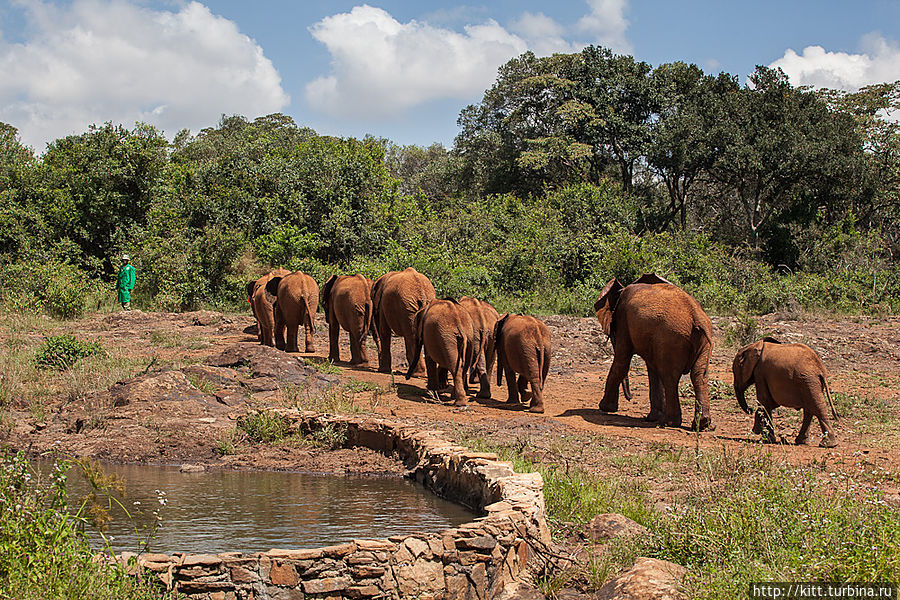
<box><xmin>4</xmin><ymin>309</ymin><xmax>899</xmax><ymax>476</ymax></box>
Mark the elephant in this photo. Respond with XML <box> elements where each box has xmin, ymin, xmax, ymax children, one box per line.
<box><xmin>733</xmin><ymin>337</ymin><xmax>839</xmax><ymax>447</ymax></box>
<box><xmin>321</xmin><ymin>274</ymin><xmax>379</xmax><ymax>365</ymax></box>
<box><xmin>494</xmin><ymin>314</ymin><xmax>551</xmax><ymax>413</ymax></box>
<box><xmin>594</xmin><ymin>273</ymin><xmax>713</xmax><ymax>430</ymax></box>
<box><xmin>266</xmin><ymin>271</ymin><xmax>319</xmax><ymax>353</ymax></box>
<box><xmin>372</xmin><ymin>268</ymin><xmax>436</xmax><ymax>375</ymax></box>
<box><xmin>405</xmin><ymin>299</ymin><xmax>476</xmax><ymax>406</ymax></box>
<box><xmin>459</xmin><ymin>296</ymin><xmax>499</xmax><ymax>399</ymax></box>
<box><xmin>247</xmin><ymin>268</ymin><xmax>290</xmax><ymax>346</ymax></box>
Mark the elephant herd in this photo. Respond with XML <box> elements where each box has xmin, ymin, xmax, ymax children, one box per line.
<box><xmin>248</xmin><ymin>268</ymin><xmax>839</xmax><ymax>447</ymax></box>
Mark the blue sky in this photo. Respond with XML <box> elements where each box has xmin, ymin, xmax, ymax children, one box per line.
<box><xmin>1</xmin><ymin>1</ymin><xmax>898</xmax><ymax>150</ymax></box>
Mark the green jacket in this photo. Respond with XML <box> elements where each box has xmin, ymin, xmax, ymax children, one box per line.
<box><xmin>117</xmin><ymin>263</ymin><xmax>136</xmax><ymax>303</ymax></box>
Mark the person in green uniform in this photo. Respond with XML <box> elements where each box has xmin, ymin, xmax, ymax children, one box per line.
<box><xmin>117</xmin><ymin>255</ymin><xmax>136</xmax><ymax>310</ymax></box>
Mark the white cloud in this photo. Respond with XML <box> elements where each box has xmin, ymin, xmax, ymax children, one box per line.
<box><xmin>510</xmin><ymin>12</ymin><xmax>581</xmax><ymax>56</ymax></box>
<box><xmin>306</xmin><ymin>5</ymin><xmax>527</xmax><ymax>118</ymax></box>
<box><xmin>306</xmin><ymin>2</ymin><xmax>632</xmax><ymax>119</ymax></box>
<box><xmin>770</xmin><ymin>33</ymin><xmax>900</xmax><ymax>91</ymax></box>
<box><xmin>0</xmin><ymin>0</ymin><xmax>289</xmax><ymax>150</ymax></box>
<box><xmin>577</xmin><ymin>0</ymin><xmax>631</xmax><ymax>53</ymax></box>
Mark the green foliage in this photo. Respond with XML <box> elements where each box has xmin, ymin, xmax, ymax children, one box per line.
<box><xmin>35</xmin><ymin>334</ymin><xmax>105</xmax><ymax>370</ymax></box>
<box><xmin>647</xmin><ymin>455</ymin><xmax>900</xmax><ymax>598</ymax></box>
<box><xmin>0</xmin><ymin>451</ymin><xmax>173</xmax><ymax>600</ymax></box>
<box><xmin>0</xmin><ymin>257</ymin><xmax>99</xmax><ymax>318</ymax></box>
<box><xmin>236</xmin><ymin>410</ymin><xmax>291</xmax><ymax>443</ymax></box>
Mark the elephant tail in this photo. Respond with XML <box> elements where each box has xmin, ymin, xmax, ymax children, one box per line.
<box><xmin>298</xmin><ymin>296</ymin><xmax>315</xmax><ymax>334</ymax></box>
<box><xmin>821</xmin><ymin>373</ymin><xmax>838</xmax><ymax>420</ymax></box>
<box><xmin>538</xmin><ymin>343</ymin><xmax>549</xmax><ymax>388</ymax></box>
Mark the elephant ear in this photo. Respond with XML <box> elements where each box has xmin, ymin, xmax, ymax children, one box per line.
<box><xmin>321</xmin><ymin>275</ymin><xmax>338</xmax><ymax>322</ymax></box>
<box><xmin>736</xmin><ymin>341</ymin><xmax>764</xmax><ymax>383</ymax></box>
<box><xmin>265</xmin><ymin>276</ymin><xmax>283</xmax><ymax>304</ymax></box>
<box><xmin>762</xmin><ymin>336</ymin><xmax>781</xmax><ymax>344</ymax></box>
<box><xmin>593</xmin><ymin>278</ymin><xmax>624</xmax><ymax>338</ymax></box>
<box><xmin>246</xmin><ymin>281</ymin><xmax>256</xmax><ymax>303</ymax></box>
<box><xmin>371</xmin><ymin>272</ymin><xmax>391</xmax><ymax>324</ymax></box>
<box><xmin>632</xmin><ymin>273</ymin><xmax>672</xmax><ymax>286</ymax></box>
<box><xmin>405</xmin><ymin>306</ymin><xmax>428</xmax><ymax>380</ymax></box>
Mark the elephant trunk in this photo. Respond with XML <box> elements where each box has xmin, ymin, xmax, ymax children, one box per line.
<box><xmin>735</xmin><ymin>380</ymin><xmax>751</xmax><ymax>414</ymax></box>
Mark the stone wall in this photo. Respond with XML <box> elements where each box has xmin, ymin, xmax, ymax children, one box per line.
<box><xmin>123</xmin><ymin>411</ymin><xmax>550</xmax><ymax>599</ymax></box>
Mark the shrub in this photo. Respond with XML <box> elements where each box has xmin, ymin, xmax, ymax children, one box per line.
<box><xmin>35</xmin><ymin>334</ymin><xmax>105</xmax><ymax>370</ymax></box>
<box><xmin>0</xmin><ymin>451</ymin><xmax>173</xmax><ymax>599</ymax></box>
<box><xmin>236</xmin><ymin>410</ymin><xmax>291</xmax><ymax>442</ymax></box>
<box><xmin>0</xmin><ymin>258</ymin><xmax>97</xmax><ymax>318</ymax></box>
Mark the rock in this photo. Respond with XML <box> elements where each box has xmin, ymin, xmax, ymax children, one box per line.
<box><xmin>103</xmin><ymin>370</ymin><xmax>224</xmax><ymax>411</ymax></box>
<box><xmin>179</xmin><ymin>464</ymin><xmax>206</xmax><ymax>473</ymax></box>
<box><xmin>595</xmin><ymin>557</ymin><xmax>687</xmax><ymax>600</ymax></box>
<box><xmin>207</xmin><ymin>344</ymin><xmax>339</xmax><ymax>392</ymax></box>
<box><xmin>587</xmin><ymin>514</ymin><xmax>648</xmax><ymax>542</ymax></box>
<box><xmin>496</xmin><ymin>581</ymin><xmax>546</xmax><ymax>600</ymax></box>
<box><xmin>301</xmin><ymin>577</ymin><xmax>351</xmax><ymax>595</ymax></box>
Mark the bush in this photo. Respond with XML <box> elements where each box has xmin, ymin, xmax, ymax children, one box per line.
<box><xmin>0</xmin><ymin>451</ymin><xmax>173</xmax><ymax>600</ymax></box>
<box><xmin>236</xmin><ymin>410</ymin><xmax>291</xmax><ymax>442</ymax></box>
<box><xmin>0</xmin><ymin>258</ymin><xmax>98</xmax><ymax>318</ymax></box>
<box><xmin>35</xmin><ymin>334</ymin><xmax>105</xmax><ymax>370</ymax></box>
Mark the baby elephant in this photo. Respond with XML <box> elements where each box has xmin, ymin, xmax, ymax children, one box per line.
<box><xmin>732</xmin><ymin>337</ymin><xmax>838</xmax><ymax>447</ymax></box>
<box><xmin>494</xmin><ymin>314</ymin><xmax>551</xmax><ymax>413</ymax></box>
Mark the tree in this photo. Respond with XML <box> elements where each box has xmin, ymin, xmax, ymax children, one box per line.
<box><xmin>707</xmin><ymin>67</ymin><xmax>864</xmax><ymax>251</ymax></box>
<box><xmin>649</xmin><ymin>64</ymin><xmax>738</xmax><ymax>229</ymax></box>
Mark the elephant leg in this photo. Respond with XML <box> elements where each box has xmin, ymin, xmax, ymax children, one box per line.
<box><xmin>690</xmin><ymin>362</ymin><xmax>714</xmax><ymax>431</ymax></box>
<box><xmin>377</xmin><ymin>318</ymin><xmax>392</xmax><ymax>373</ymax></box>
<box><xmin>274</xmin><ymin>308</ymin><xmax>286</xmax><ymax>351</ymax></box>
<box><xmin>528</xmin><ymin>375</ymin><xmax>544</xmax><ymax>414</ymax></box>
<box><xmin>303</xmin><ymin>316</ymin><xmax>315</xmax><ymax>353</ymax></box>
<box><xmin>795</xmin><ymin>410</ymin><xmax>813</xmax><ymax>445</ymax></box>
<box><xmin>404</xmin><ymin>334</ymin><xmax>426</xmax><ymax>376</ymax></box>
<box><xmin>476</xmin><ymin>368</ymin><xmax>491</xmax><ymax>399</ymax></box>
<box><xmin>451</xmin><ymin>363</ymin><xmax>468</xmax><ymax>407</ymax></box>
<box><xmin>645</xmin><ymin>369</ymin><xmax>664</xmax><ymax>424</ymax></box>
<box><xmin>437</xmin><ymin>367</ymin><xmax>449</xmax><ymax>391</ymax></box>
<box><xmin>286</xmin><ymin>322</ymin><xmax>300</xmax><ymax>353</ymax></box>
<box><xmin>599</xmin><ymin>353</ymin><xmax>632</xmax><ymax>412</ymax></box>
<box><xmin>815</xmin><ymin>408</ymin><xmax>838</xmax><ymax>448</ymax></box>
<box><xmin>328</xmin><ymin>321</ymin><xmax>341</xmax><ymax>362</ymax></box>
<box><xmin>505</xmin><ymin>366</ymin><xmax>519</xmax><ymax>404</ymax></box>
<box><xmin>755</xmin><ymin>384</ymin><xmax>778</xmax><ymax>443</ymax></box>
<box><xmin>425</xmin><ymin>356</ymin><xmax>439</xmax><ymax>391</ymax></box>
<box><xmin>517</xmin><ymin>375</ymin><xmax>531</xmax><ymax>405</ymax></box>
<box><xmin>662</xmin><ymin>375</ymin><xmax>682</xmax><ymax>428</ymax></box>
<box><xmin>470</xmin><ymin>350</ymin><xmax>486</xmax><ymax>384</ymax></box>
<box><xmin>348</xmin><ymin>330</ymin><xmax>366</xmax><ymax>365</ymax></box>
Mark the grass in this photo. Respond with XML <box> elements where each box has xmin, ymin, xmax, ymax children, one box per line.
<box><xmin>185</xmin><ymin>373</ymin><xmax>217</xmax><ymax>395</ymax></box>
<box><xmin>236</xmin><ymin>410</ymin><xmax>291</xmax><ymax>443</ymax></box>
<box><xmin>454</xmin><ymin>429</ymin><xmax>900</xmax><ymax>598</ymax></box>
<box><xmin>303</xmin><ymin>357</ymin><xmax>342</xmax><ymax>375</ymax></box>
<box><xmin>0</xmin><ymin>451</ymin><xmax>174</xmax><ymax>600</ymax></box>
<box><xmin>278</xmin><ymin>382</ymin><xmax>364</xmax><ymax>415</ymax></box>
<box><xmin>148</xmin><ymin>330</ymin><xmax>209</xmax><ymax>349</ymax></box>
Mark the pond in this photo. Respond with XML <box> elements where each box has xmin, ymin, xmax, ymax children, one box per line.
<box><xmin>53</xmin><ymin>462</ymin><xmax>474</xmax><ymax>555</ymax></box>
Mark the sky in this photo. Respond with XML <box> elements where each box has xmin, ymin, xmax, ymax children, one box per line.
<box><xmin>1</xmin><ymin>0</ymin><xmax>899</xmax><ymax>151</ymax></box>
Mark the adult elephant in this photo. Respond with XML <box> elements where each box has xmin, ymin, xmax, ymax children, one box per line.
<box><xmin>266</xmin><ymin>271</ymin><xmax>319</xmax><ymax>353</ymax></box>
<box><xmin>372</xmin><ymin>268</ymin><xmax>436</xmax><ymax>375</ymax></box>
<box><xmin>459</xmin><ymin>296</ymin><xmax>499</xmax><ymax>398</ymax></box>
<box><xmin>405</xmin><ymin>299</ymin><xmax>475</xmax><ymax>406</ymax></box>
<box><xmin>321</xmin><ymin>274</ymin><xmax>379</xmax><ymax>365</ymax></box>
<box><xmin>247</xmin><ymin>268</ymin><xmax>290</xmax><ymax>346</ymax></box>
<box><xmin>594</xmin><ymin>273</ymin><xmax>713</xmax><ymax>430</ymax></box>
<box><xmin>494</xmin><ymin>314</ymin><xmax>551</xmax><ymax>413</ymax></box>
<box><xmin>733</xmin><ymin>337</ymin><xmax>838</xmax><ymax>447</ymax></box>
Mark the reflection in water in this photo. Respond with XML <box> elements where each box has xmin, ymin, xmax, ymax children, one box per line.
<box><xmin>53</xmin><ymin>462</ymin><xmax>474</xmax><ymax>555</ymax></box>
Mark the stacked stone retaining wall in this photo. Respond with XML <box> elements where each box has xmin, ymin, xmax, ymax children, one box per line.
<box><xmin>122</xmin><ymin>411</ymin><xmax>550</xmax><ymax>599</ymax></box>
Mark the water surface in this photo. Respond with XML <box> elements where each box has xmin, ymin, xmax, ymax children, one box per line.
<box><xmin>55</xmin><ymin>462</ymin><xmax>473</xmax><ymax>555</ymax></box>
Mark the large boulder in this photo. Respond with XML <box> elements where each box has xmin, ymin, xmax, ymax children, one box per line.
<box><xmin>207</xmin><ymin>345</ymin><xmax>340</xmax><ymax>392</ymax></box>
<box><xmin>595</xmin><ymin>557</ymin><xmax>687</xmax><ymax>600</ymax></box>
